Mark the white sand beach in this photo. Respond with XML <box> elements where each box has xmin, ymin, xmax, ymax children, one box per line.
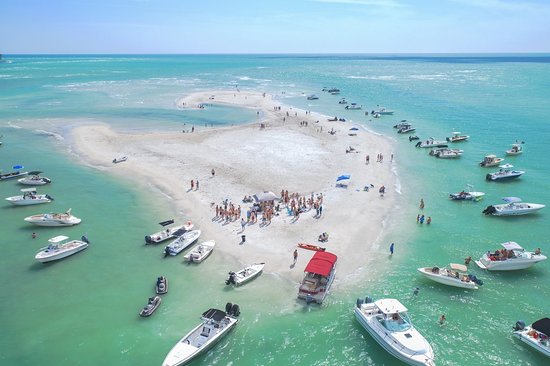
<box><xmin>70</xmin><ymin>91</ymin><xmax>399</xmax><ymax>286</ymax></box>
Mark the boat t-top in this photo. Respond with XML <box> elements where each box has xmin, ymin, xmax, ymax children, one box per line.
<box><xmin>486</xmin><ymin>163</ymin><xmax>525</xmax><ymax>181</ymax></box>
<box><xmin>372</xmin><ymin>106</ymin><xmax>394</xmax><ymax>115</ymax></box>
<box><xmin>429</xmin><ymin>148</ymin><xmax>463</xmax><ymax>159</ymax></box>
<box><xmin>479</xmin><ymin>154</ymin><xmax>504</xmax><ymax>167</ymax></box>
<box><xmin>415</xmin><ymin>138</ymin><xmax>448</xmax><ymax>149</ymax></box>
<box><xmin>475</xmin><ymin>242</ymin><xmax>546</xmax><ymax>271</ymax></box>
<box><xmin>162</xmin><ymin>302</ymin><xmax>240</xmax><ymax>366</ymax></box>
<box><xmin>164</xmin><ymin>229</ymin><xmax>201</xmax><ymax>256</ymax></box>
<box><xmin>345</xmin><ymin>103</ymin><xmax>362</xmax><ymax>110</ymax></box>
<box><xmin>506</xmin><ymin>143</ymin><xmax>524</xmax><ymax>156</ymax></box>
<box><xmin>24</xmin><ymin>208</ymin><xmax>81</xmax><ymax>227</ymax></box>
<box><xmin>417</xmin><ymin>263</ymin><xmax>483</xmax><ymax>289</ymax></box>
<box><xmin>446</xmin><ymin>131</ymin><xmax>469</xmax><ymax>143</ymax></box>
<box><xmin>398</xmin><ymin>125</ymin><xmax>416</xmax><ymax>134</ymax></box>
<box><xmin>5</xmin><ymin>187</ymin><xmax>53</xmax><ymax>206</ymax></box>
<box><xmin>354</xmin><ymin>297</ymin><xmax>435</xmax><ymax>366</ymax></box>
<box><xmin>17</xmin><ymin>171</ymin><xmax>51</xmax><ymax>185</ymax></box>
<box><xmin>513</xmin><ymin>318</ymin><xmax>550</xmax><ymax>358</ymax></box>
<box><xmin>482</xmin><ymin>197</ymin><xmax>545</xmax><ymax>216</ymax></box>
<box><xmin>394</xmin><ymin>120</ymin><xmax>411</xmax><ymax>129</ymax></box>
<box><xmin>449</xmin><ymin>185</ymin><xmax>485</xmax><ymax>201</ymax></box>
<box><xmin>35</xmin><ymin>235</ymin><xmax>90</xmax><ymax>263</ymax></box>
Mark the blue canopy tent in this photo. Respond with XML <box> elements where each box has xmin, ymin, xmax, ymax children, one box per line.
<box><xmin>336</xmin><ymin>174</ymin><xmax>351</xmax><ymax>188</ymax></box>
<box><xmin>349</xmin><ymin>127</ymin><xmax>359</xmax><ymax>131</ymax></box>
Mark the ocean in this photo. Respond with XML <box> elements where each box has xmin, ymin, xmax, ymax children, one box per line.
<box><xmin>1</xmin><ymin>54</ymin><xmax>549</xmax><ymax>366</ymax></box>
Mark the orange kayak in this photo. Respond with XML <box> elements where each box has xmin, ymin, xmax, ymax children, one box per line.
<box><xmin>298</xmin><ymin>243</ymin><xmax>326</xmax><ymax>252</ymax></box>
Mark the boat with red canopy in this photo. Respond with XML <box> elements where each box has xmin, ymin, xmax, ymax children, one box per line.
<box><xmin>297</xmin><ymin>251</ymin><xmax>337</xmax><ymax>304</ymax></box>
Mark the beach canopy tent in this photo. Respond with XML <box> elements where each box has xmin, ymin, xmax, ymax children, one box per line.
<box><xmin>304</xmin><ymin>251</ymin><xmax>338</xmax><ymax>277</ymax></box>
<box><xmin>253</xmin><ymin>191</ymin><xmax>278</xmax><ymax>202</ymax></box>
<box><xmin>13</xmin><ymin>165</ymin><xmax>24</xmax><ymax>170</ymax></box>
<box><xmin>349</xmin><ymin>127</ymin><xmax>359</xmax><ymax>131</ymax></box>
<box><xmin>336</xmin><ymin>174</ymin><xmax>350</xmax><ymax>182</ymax></box>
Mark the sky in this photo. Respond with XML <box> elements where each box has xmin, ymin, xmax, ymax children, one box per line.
<box><xmin>1</xmin><ymin>0</ymin><xmax>550</xmax><ymax>54</ymax></box>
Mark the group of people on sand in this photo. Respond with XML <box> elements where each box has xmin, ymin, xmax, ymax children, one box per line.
<box><xmin>214</xmin><ymin>200</ymin><xmax>242</xmax><ymax>223</ymax></box>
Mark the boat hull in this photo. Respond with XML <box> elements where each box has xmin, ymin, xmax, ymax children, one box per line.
<box><xmin>24</xmin><ymin>214</ymin><xmax>81</xmax><ymax>226</ymax></box>
<box><xmin>485</xmin><ymin>203</ymin><xmax>545</xmax><ymax>216</ymax></box>
<box><xmin>513</xmin><ymin>329</ymin><xmax>550</xmax><ymax>358</ymax></box>
<box><xmin>6</xmin><ymin>196</ymin><xmax>52</xmax><ymax>205</ymax></box>
<box><xmin>417</xmin><ymin>268</ymin><xmax>478</xmax><ymax>289</ymax></box>
<box><xmin>35</xmin><ymin>243</ymin><xmax>88</xmax><ymax>263</ymax></box>
<box><xmin>475</xmin><ymin>257</ymin><xmax>547</xmax><ymax>271</ymax></box>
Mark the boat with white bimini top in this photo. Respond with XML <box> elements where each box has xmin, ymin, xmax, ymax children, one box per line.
<box><xmin>112</xmin><ymin>156</ymin><xmax>128</xmax><ymax>164</ymax></box>
<box><xmin>164</xmin><ymin>230</ymin><xmax>201</xmax><ymax>256</ymax></box>
<box><xmin>449</xmin><ymin>185</ymin><xmax>485</xmax><ymax>201</ymax></box>
<box><xmin>145</xmin><ymin>220</ymin><xmax>193</xmax><ymax>244</ymax></box>
<box><xmin>475</xmin><ymin>242</ymin><xmax>547</xmax><ymax>271</ymax></box>
<box><xmin>486</xmin><ymin>164</ymin><xmax>525</xmax><ymax>181</ymax></box>
<box><xmin>446</xmin><ymin>131</ymin><xmax>469</xmax><ymax>143</ymax></box>
<box><xmin>506</xmin><ymin>143</ymin><xmax>524</xmax><ymax>156</ymax></box>
<box><xmin>429</xmin><ymin>148</ymin><xmax>463</xmax><ymax>159</ymax></box>
<box><xmin>345</xmin><ymin>103</ymin><xmax>361</xmax><ymax>110</ymax></box>
<box><xmin>417</xmin><ymin>263</ymin><xmax>483</xmax><ymax>289</ymax></box>
<box><xmin>415</xmin><ymin>138</ymin><xmax>448</xmax><ymax>149</ymax></box>
<box><xmin>354</xmin><ymin>297</ymin><xmax>435</xmax><ymax>366</ymax></box>
<box><xmin>226</xmin><ymin>262</ymin><xmax>265</xmax><ymax>286</ymax></box>
<box><xmin>162</xmin><ymin>303</ymin><xmax>240</xmax><ymax>366</ymax></box>
<box><xmin>24</xmin><ymin>208</ymin><xmax>81</xmax><ymax>227</ymax></box>
<box><xmin>35</xmin><ymin>235</ymin><xmax>90</xmax><ymax>263</ymax></box>
<box><xmin>372</xmin><ymin>107</ymin><xmax>394</xmax><ymax>115</ymax></box>
<box><xmin>479</xmin><ymin>154</ymin><xmax>504</xmax><ymax>167</ymax></box>
<box><xmin>5</xmin><ymin>188</ymin><xmax>53</xmax><ymax>206</ymax></box>
<box><xmin>297</xmin><ymin>251</ymin><xmax>337</xmax><ymax>304</ymax></box>
<box><xmin>183</xmin><ymin>240</ymin><xmax>215</xmax><ymax>263</ymax></box>
<box><xmin>482</xmin><ymin>197</ymin><xmax>545</xmax><ymax>216</ymax></box>
<box><xmin>17</xmin><ymin>171</ymin><xmax>51</xmax><ymax>185</ymax></box>
<box><xmin>513</xmin><ymin>318</ymin><xmax>550</xmax><ymax>358</ymax></box>
<box><xmin>394</xmin><ymin>120</ymin><xmax>411</xmax><ymax>129</ymax></box>
<box><xmin>398</xmin><ymin>126</ymin><xmax>416</xmax><ymax>134</ymax></box>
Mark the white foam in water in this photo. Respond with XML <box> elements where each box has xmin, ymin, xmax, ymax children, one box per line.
<box><xmin>34</xmin><ymin>129</ymin><xmax>64</xmax><ymax>141</ymax></box>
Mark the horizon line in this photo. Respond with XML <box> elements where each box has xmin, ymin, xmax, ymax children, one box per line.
<box><xmin>3</xmin><ymin>52</ymin><xmax>550</xmax><ymax>57</ymax></box>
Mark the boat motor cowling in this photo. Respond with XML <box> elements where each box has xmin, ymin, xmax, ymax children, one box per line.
<box><xmin>225</xmin><ymin>302</ymin><xmax>233</xmax><ymax>313</ymax></box>
<box><xmin>513</xmin><ymin>320</ymin><xmax>526</xmax><ymax>331</ymax></box>
<box><xmin>356</xmin><ymin>298</ymin><xmax>364</xmax><ymax>308</ymax></box>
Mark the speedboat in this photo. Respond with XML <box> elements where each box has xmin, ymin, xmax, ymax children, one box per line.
<box><xmin>446</xmin><ymin>131</ymin><xmax>469</xmax><ymax>143</ymax></box>
<box><xmin>5</xmin><ymin>188</ymin><xmax>53</xmax><ymax>206</ymax></box>
<box><xmin>415</xmin><ymin>138</ymin><xmax>448</xmax><ymax>149</ymax></box>
<box><xmin>482</xmin><ymin>197</ymin><xmax>545</xmax><ymax>216</ymax></box>
<box><xmin>307</xmin><ymin>94</ymin><xmax>319</xmax><ymax>100</ymax></box>
<box><xmin>145</xmin><ymin>220</ymin><xmax>193</xmax><ymax>244</ymax></box>
<box><xmin>35</xmin><ymin>235</ymin><xmax>90</xmax><ymax>263</ymax></box>
<box><xmin>409</xmin><ymin>135</ymin><xmax>420</xmax><ymax>142</ymax></box>
<box><xmin>164</xmin><ymin>230</ymin><xmax>201</xmax><ymax>256</ymax></box>
<box><xmin>479</xmin><ymin>154</ymin><xmax>504</xmax><ymax>167</ymax></box>
<box><xmin>156</xmin><ymin>276</ymin><xmax>168</xmax><ymax>294</ymax></box>
<box><xmin>139</xmin><ymin>296</ymin><xmax>162</xmax><ymax>317</ymax></box>
<box><xmin>394</xmin><ymin>120</ymin><xmax>411</xmax><ymax>129</ymax></box>
<box><xmin>1</xmin><ymin>170</ymin><xmax>29</xmax><ymax>180</ymax></box>
<box><xmin>345</xmin><ymin>103</ymin><xmax>361</xmax><ymax>110</ymax></box>
<box><xmin>373</xmin><ymin>107</ymin><xmax>394</xmax><ymax>115</ymax></box>
<box><xmin>17</xmin><ymin>171</ymin><xmax>51</xmax><ymax>185</ymax></box>
<box><xmin>354</xmin><ymin>297</ymin><xmax>435</xmax><ymax>366</ymax></box>
<box><xmin>449</xmin><ymin>185</ymin><xmax>485</xmax><ymax>201</ymax></box>
<box><xmin>24</xmin><ymin>208</ymin><xmax>81</xmax><ymax>226</ymax></box>
<box><xmin>226</xmin><ymin>262</ymin><xmax>265</xmax><ymax>286</ymax></box>
<box><xmin>417</xmin><ymin>264</ymin><xmax>483</xmax><ymax>289</ymax></box>
<box><xmin>398</xmin><ymin>126</ymin><xmax>416</xmax><ymax>134</ymax></box>
<box><xmin>506</xmin><ymin>143</ymin><xmax>523</xmax><ymax>156</ymax></box>
<box><xmin>429</xmin><ymin>148</ymin><xmax>463</xmax><ymax>159</ymax></box>
<box><xmin>486</xmin><ymin>164</ymin><xmax>525</xmax><ymax>181</ymax></box>
<box><xmin>162</xmin><ymin>303</ymin><xmax>240</xmax><ymax>366</ymax></box>
<box><xmin>338</xmin><ymin>98</ymin><xmax>347</xmax><ymax>105</ymax></box>
<box><xmin>297</xmin><ymin>251</ymin><xmax>337</xmax><ymax>304</ymax></box>
<box><xmin>328</xmin><ymin>88</ymin><xmax>340</xmax><ymax>94</ymax></box>
<box><xmin>513</xmin><ymin>318</ymin><xmax>550</xmax><ymax>358</ymax></box>
<box><xmin>183</xmin><ymin>240</ymin><xmax>215</xmax><ymax>263</ymax></box>
<box><xmin>112</xmin><ymin>156</ymin><xmax>128</xmax><ymax>163</ymax></box>
<box><xmin>475</xmin><ymin>242</ymin><xmax>546</xmax><ymax>271</ymax></box>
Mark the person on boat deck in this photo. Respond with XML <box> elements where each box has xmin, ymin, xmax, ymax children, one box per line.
<box><xmin>535</xmin><ymin>248</ymin><xmax>542</xmax><ymax>255</ymax></box>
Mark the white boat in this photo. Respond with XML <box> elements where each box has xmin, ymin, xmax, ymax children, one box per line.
<box><xmin>139</xmin><ymin>296</ymin><xmax>162</xmax><ymax>317</ymax></box>
<box><xmin>183</xmin><ymin>240</ymin><xmax>215</xmax><ymax>263</ymax></box>
<box><xmin>449</xmin><ymin>185</ymin><xmax>485</xmax><ymax>201</ymax></box>
<box><xmin>338</xmin><ymin>98</ymin><xmax>347</xmax><ymax>104</ymax></box>
<box><xmin>486</xmin><ymin>164</ymin><xmax>525</xmax><ymax>181</ymax></box>
<box><xmin>328</xmin><ymin>88</ymin><xmax>340</xmax><ymax>94</ymax></box>
<box><xmin>506</xmin><ymin>143</ymin><xmax>523</xmax><ymax>156</ymax></box>
<box><xmin>145</xmin><ymin>220</ymin><xmax>193</xmax><ymax>244</ymax></box>
<box><xmin>373</xmin><ymin>107</ymin><xmax>394</xmax><ymax>115</ymax></box>
<box><xmin>17</xmin><ymin>171</ymin><xmax>51</xmax><ymax>185</ymax></box>
<box><xmin>297</xmin><ymin>251</ymin><xmax>337</xmax><ymax>304</ymax></box>
<box><xmin>345</xmin><ymin>103</ymin><xmax>361</xmax><ymax>110</ymax></box>
<box><xmin>429</xmin><ymin>148</ymin><xmax>463</xmax><ymax>159</ymax></box>
<box><xmin>394</xmin><ymin>120</ymin><xmax>411</xmax><ymax>129</ymax></box>
<box><xmin>164</xmin><ymin>230</ymin><xmax>201</xmax><ymax>256</ymax></box>
<box><xmin>35</xmin><ymin>235</ymin><xmax>90</xmax><ymax>263</ymax></box>
<box><xmin>446</xmin><ymin>131</ymin><xmax>469</xmax><ymax>143</ymax></box>
<box><xmin>417</xmin><ymin>263</ymin><xmax>483</xmax><ymax>289</ymax></box>
<box><xmin>398</xmin><ymin>126</ymin><xmax>416</xmax><ymax>134</ymax></box>
<box><xmin>354</xmin><ymin>297</ymin><xmax>435</xmax><ymax>366</ymax></box>
<box><xmin>482</xmin><ymin>197</ymin><xmax>545</xmax><ymax>216</ymax></box>
<box><xmin>307</xmin><ymin>94</ymin><xmax>319</xmax><ymax>100</ymax></box>
<box><xmin>475</xmin><ymin>242</ymin><xmax>547</xmax><ymax>271</ymax></box>
<box><xmin>0</xmin><ymin>170</ymin><xmax>29</xmax><ymax>180</ymax></box>
<box><xmin>226</xmin><ymin>262</ymin><xmax>265</xmax><ymax>286</ymax></box>
<box><xmin>513</xmin><ymin>318</ymin><xmax>550</xmax><ymax>358</ymax></box>
<box><xmin>415</xmin><ymin>138</ymin><xmax>448</xmax><ymax>149</ymax></box>
<box><xmin>24</xmin><ymin>208</ymin><xmax>81</xmax><ymax>227</ymax></box>
<box><xmin>5</xmin><ymin>188</ymin><xmax>53</xmax><ymax>206</ymax></box>
<box><xmin>479</xmin><ymin>154</ymin><xmax>504</xmax><ymax>167</ymax></box>
<box><xmin>162</xmin><ymin>303</ymin><xmax>240</xmax><ymax>366</ymax></box>
<box><xmin>112</xmin><ymin>156</ymin><xmax>128</xmax><ymax>164</ymax></box>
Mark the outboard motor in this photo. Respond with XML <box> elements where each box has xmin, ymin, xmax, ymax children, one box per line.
<box><xmin>46</xmin><ymin>195</ymin><xmax>54</xmax><ymax>201</ymax></box>
<box><xmin>482</xmin><ymin>206</ymin><xmax>495</xmax><ymax>215</ymax></box>
<box><xmin>230</xmin><ymin>304</ymin><xmax>240</xmax><ymax>317</ymax></box>
<box><xmin>164</xmin><ymin>247</ymin><xmax>170</xmax><ymax>257</ymax></box>
<box><xmin>415</xmin><ymin>141</ymin><xmax>422</xmax><ymax>148</ymax></box>
<box><xmin>225</xmin><ymin>302</ymin><xmax>233</xmax><ymax>314</ymax></box>
<box><xmin>144</xmin><ymin>235</ymin><xmax>152</xmax><ymax>244</ymax></box>
<box><xmin>226</xmin><ymin>272</ymin><xmax>236</xmax><ymax>285</ymax></box>
<box><xmin>365</xmin><ymin>296</ymin><xmax>373</xmax><ymax>304</ymax></box>
<box><xmin>514</xmin><ymin>320</ymin><xmax>526</xmax><ymax>331</ymax></box>
<box><xmin>81</xmin><ymin>235</ymin><xmax>90</xmax><ymax>244</ymax></box>
<box><xmin>356</xmin><ymin>298</ymin><xmax>364</xmax><ymax>308</ymax></box>
<box><xmin>305</xmin><ymin>294</ymin><xmax>315</xmax><ymax>304</ymax></box>
<box><xmin>468</xmin><ymin>274</ymin><xmax>483</xmax><ymax>286</ymax></box>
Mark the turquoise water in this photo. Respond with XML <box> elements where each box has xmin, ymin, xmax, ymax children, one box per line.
<box><xmin>1</xmin><ymin>54</ymin><xmax>550</xmax><ymax>366</ymax></box>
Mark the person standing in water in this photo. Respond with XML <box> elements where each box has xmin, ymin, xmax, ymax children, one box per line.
<box><xmin>390</xmin><ymin>243</ymin><xmax>395</xmax><ymax>255</ymax></box>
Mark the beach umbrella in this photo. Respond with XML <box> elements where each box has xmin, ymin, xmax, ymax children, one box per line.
<box><xmin>13</xmin><ymin>165</ymin><xmax>24</xmax><ymax>170</ymax></box>
<box><xmin>336</xmin><ymin>174</ymin><xmax>351</xmax><ymax>182</ymax></box>
<box><xmin>349</xmin><ymin>127</ymin><xmax>359</xmax><ymax>131</ymax></box>
<box><xmin>253</xmin><ymin>191</ymin><xmax>278</xmax><ymax>202</ymax></box>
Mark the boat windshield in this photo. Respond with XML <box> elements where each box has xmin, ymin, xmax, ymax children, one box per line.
<box><xmin>380</xmin><ymin>312</ymin><xmax>412</xmax><ymax>332</ymax></box>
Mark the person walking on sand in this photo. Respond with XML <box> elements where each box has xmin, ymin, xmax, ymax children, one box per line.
<box><xmin>293</xmin><ymin>249</ymin><xmax>298</xmax><ymax>263</ymax></box>
<box><xmin>211</xmin><ymin>168</ymin><xmax>215</xmax><ymax>177</ymax></box>
<box><xmin>190</xmin><ymin>180</ymin><xmax>194</xmax><ymax>190</ymax></box>
<box><xmin>241</xmin><ymin>218</ymin><xmax>246</xmax><ymax>232</ymax></box>
<box><xmin>419</xmin><ymin>198</ymin><xmax>425</xmax><ymax>210</ymax></box>
<box><xmin>390</xmin><ymin>243</ymin><xmax>394</xmax><ymax>255</ymax></box>
<box><xmin>196</xmin><ymin>179</ymin><xmax>199</xmax><ymax>190</ymax></box>
<box><xmin>366</xmin><ymin>155</ymin><xmax>370</xmax><ymax>164</ymax></box>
